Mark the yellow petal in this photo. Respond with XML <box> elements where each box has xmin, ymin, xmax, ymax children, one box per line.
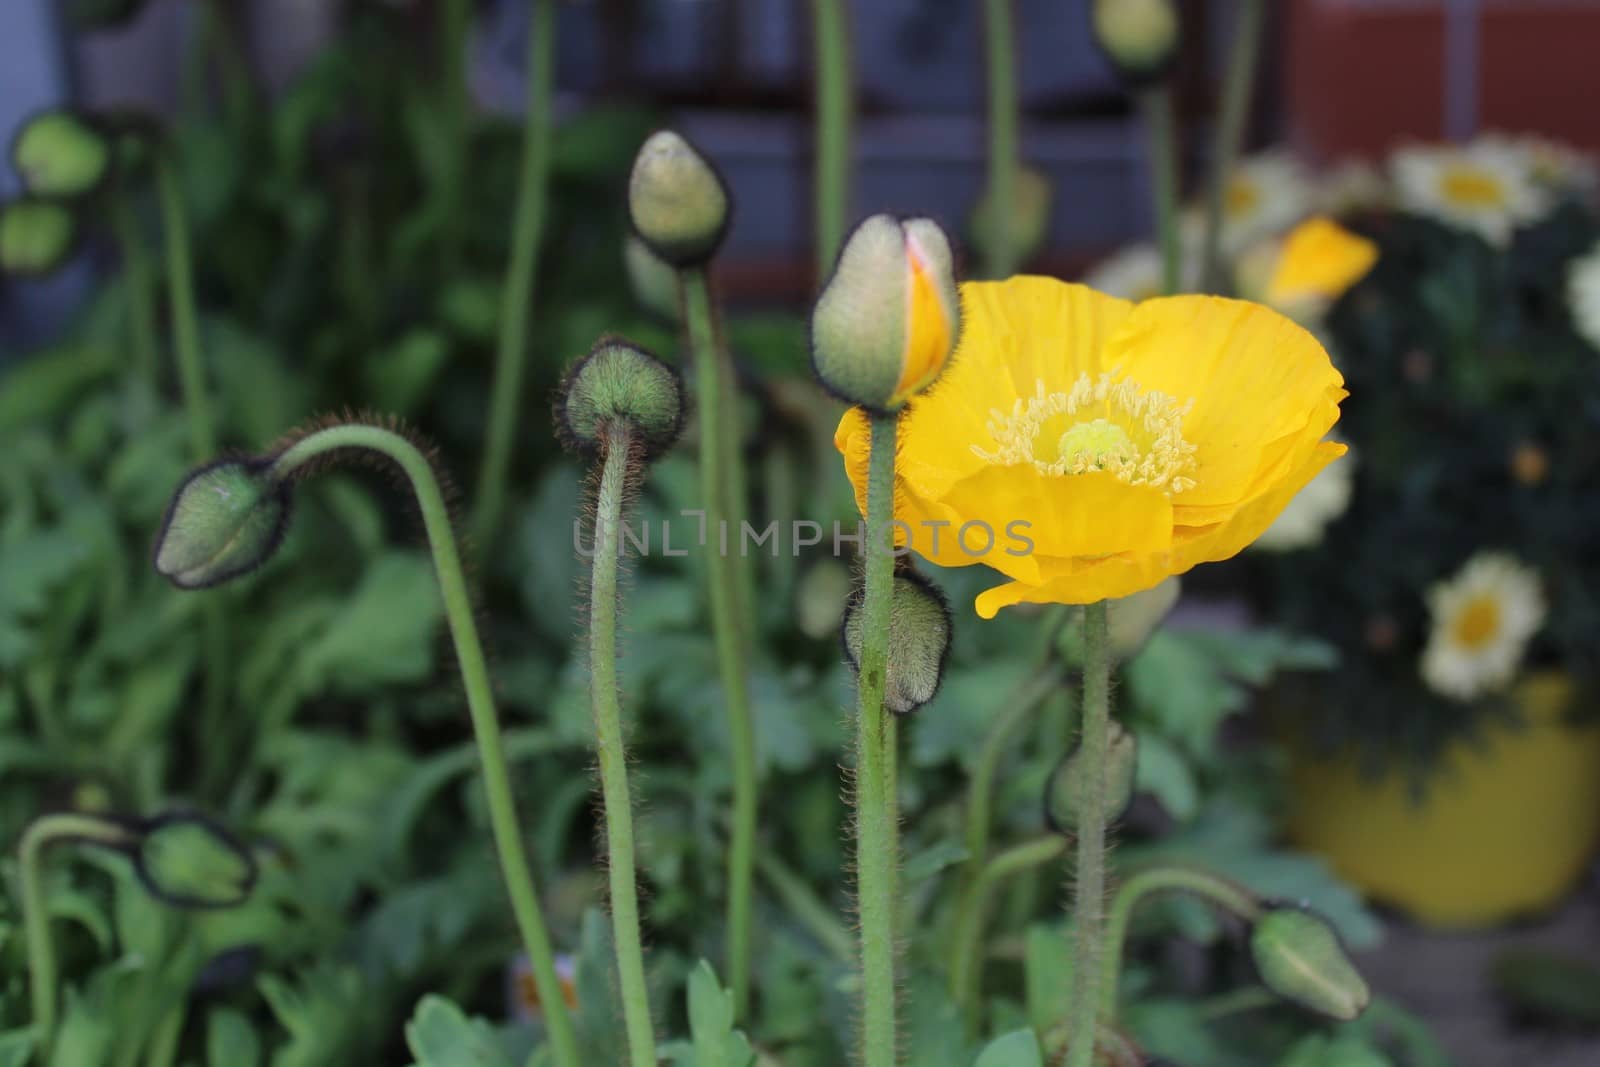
<box><xmin>1266</xmin><ymin>217</ymin><xmax>1378</xmax><ymax>308</ymax></box>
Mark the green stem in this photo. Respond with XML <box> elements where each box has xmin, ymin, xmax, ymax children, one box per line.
<box><xmin>440</xmin><ymin>0</ymin><xmax>471</xmax><ymax>271</ymax></box>
<box><xmin>20</xmin><ymin>814</ymin><xmax>139</xmax><ymax>1052</ymax></box>
<box><xmin>1099</xmin><ymin>865</ymin><xmax>1263</xmax><ymax>1019</ymax></box>
<box><xmin>1194</xmin><ymin>986</ymin><xmax>1277</xmax><ymax>1023</ymax></box>
<box><xmin>949</xmin><ymin>836</ymin><xmax>1068</xmax><ymax>1033</ymax></box>
<box><xmin>982</xmin><ymin>0</ymin><xmax>1020</xmax><ymax>279</ymax></box>
<box><xmin>111</xmin><ymin>196</ymin><xmax>159</xmax><ymax>386</ymax></box>
<box><xmin>1139</xmin><ymin>89</ymin><xmax>1183</xmax><ymax>296</ymax></box>
<box><xmin>143</xmin><ymin>998</ymin><xmax>186</xmax><ymax>1067</ymax></box>
<box><xmin>154</xmin><ymin>151</ymin><xmax>214</xmax><ymax>457</ymax></box>
<box><xmin>855</xmin><ymin>413</ymin><xmax>900</xmax><ymax>1067</ymax></box>
<box><xmin>683</xmin><ymin>267</ymin><xmax>758</xmax><ymax>1018</ymax></box>
<box><xmin>586</xmin><ymin>425</ymin><xmax>657</xmax><ymax>1067</ymax></box>
<box><xmin>471</xmin><ymin>0</ymin><xmax>556</xmax><ymax>547</ymax></box>
<box><xmin>756</xmin><ymin>852</ymin><xmax>854</xmax><ymax>964</ymax></box>
<box><xmin>1065</xmin><ymin>602</ymin><xmax>1111</xmax><ymax>1067</ymax></box>
<box><xmin>961</xmin><ymin>666</ymin><xmax>1065</xmax><ymax>885</ymax></box>
<box><xmin>812</xmin><ymin>0</ymin><xmax>852</xmax><ymax>275</ymax></box>
<box><xmin>1200</xmin><ymin>0</ymin><xmax>1265</xmax><ymax>292</ymax></box>
<box><xmin>266</xmin><ymin>425</ymin><xmax>581</xmax><ymax>1067</ymax></box>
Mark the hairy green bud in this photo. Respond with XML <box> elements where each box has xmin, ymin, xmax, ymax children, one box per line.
<box><xmin>628</xmin><ymin>130</ymin><xmax>731</xmax><ymax>267</ymax></box>
<box><xmin>1045</xmin><ymin>719</ymin><xmax>1139</xmax><ymax>833</ymax></box>
<box><xmin>970</xmin><ymin>165</ymin><xmax>1053</xmax><ymax>270</ymax></box>
<box><xmin>11</xmin><ymin>111</ymin><xmax>112</xmax><ymax>198</ymax></box>
<box><xmin>1251</xmin><ymin>907</ymin><xmax>1371</xmax><ymax>1021</ymax></box>
<box><xmin>0</xmin><ymin>199</ymin><xmax>78</xmax><ymax>277</ymax></box>
<box><xmin>153</xmin><ymin>459</ymin><xmax>292</xmax><ymax>589</ymax></box>
<box><xmin>811</xmin><ymin>214</ymin><xmax>960</xmax><ymax>413</ymax></box>
<box><xmin>1091</xmin><ymin>0</ymin><xmax>1180</xmax><ymax>87</ymax></box>
<box><xmin>623</xmin><ymin>234</ymin><xmax>682</xmax><ymax>322</ymax></box>
<box><xmin>133</xmin><ymin>812</ymin><xmax>257</xmax><ymax>908</ymax></box>
<box><xmin>842</xmin><ymin>570</ymin><xmax>953</xmax><ymax>716</ymax></box>
<box><xmin>556</xmin><ymin>337</ymin><xmax>685</xmax><ymax>461</ymax></box>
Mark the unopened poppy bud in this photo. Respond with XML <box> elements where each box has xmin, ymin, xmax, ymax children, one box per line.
<box><xmin>12</xmin><ymin>111</ymin><xmax>112</xmax><ymax>198</ymax></box>
<box><xmin>1250</xmin><ymin>906</ymin><xmax>1371</xmax><ymax>1021</ymax></box>
<box><xmin>811</xmin><ymin>214</ymin><xmax>960</xmax><ymax>413</ymax></box>
<box><xmin>623</xmin><ymin>234</ymin><xmax>681</xmax><ymax>321</ymax></box>
<box><xmin>0</xmin><ymin>199</ymin><xmax>77</xmax><ymax>277</ymax></box>
<box><xmin>628</xmin><ymin>130</ymin><xmax>731</xmax><ymax>267</ymax></box>
<box><xmin>556</xmin><ymin>337</ymin><xmax>685</xmax><ymax>461</ymax></box>
<box><xmin>1045</xmin><ymin>720</ymin><xmax>1138</xmax><ymax>833</ymax></box>
<box><xmin>134</xmin><ymin>812</ymin><xmax>257</xmax><ymax>908</ymax></box>
<box><xmin>1091</xmin><ymin>0</ymin><xmax>1180</xmax><ymax>87</ymax></box>
<box><xmin>153</xmin><ymin>459</ymin><xmax>292</xmax><ymax>589</ymax></box>
<box><xmin>842</xmin><ymin>571</ymin><xmax>953</xmax><ymax>715</ymax></box>
<box><xmin>969</xmin><ymin>165</ymin><xmax>1053</xmax><ymax>269</ymax></box>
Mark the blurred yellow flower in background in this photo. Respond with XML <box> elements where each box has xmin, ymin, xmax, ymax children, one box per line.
<box><xmin>1202</xmin><ymin>150</ymin><xmax>1313</xmax><ymax>253</ymax></box>
<box><xmin>1421</xmin><ymin>553</ymin><xmax>1545</xmax><ymax>702</ymax></box>
<box><xmin>1236</xmin><ymin>217</ymin><xmax>1379</xmax><ymax>323</ymax></box>
<box><xmin>835</xmin><ymin>277</ymin><xmax>1346</xmax><ymax>616</ymax></box>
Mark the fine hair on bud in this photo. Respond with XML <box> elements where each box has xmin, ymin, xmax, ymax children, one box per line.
<box><xmin>555</xmin><ymin>336</ymin><xmax>686</xmax><ymax>462</ymax></box>
<box><xmin>131</xmin><ymin>811</ymin><xmax>259</xmax><ymax>910</ymax></box>
<box><xmin>1044</xmin><ymin>719</ymin><xmax>1139</xmax><ymax>834</ymax></box>
<box><xmin>842</xmin><ymin>568</ymin><xmax>954</xmax><ymax>716</ymax></box>
<box><xmin>627</xmin><ymin>129</ymin><xmax>732</xmax><ymax>268</ymax></box>
<box><xmin>153</xmin><ymin>456</ymin><xmax>293</xmax><ymax>590</ymax></box>
<box><xmin>811</xmin><ymin>213</ymin><xmax>961</xmax><ymax>414</ymax></box>
<box><xmin>10</xmin><ymin>109</ymin><xmax>113</xmax><ymax>200</ymax></box>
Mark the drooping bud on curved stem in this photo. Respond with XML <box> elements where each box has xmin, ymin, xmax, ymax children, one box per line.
<box><xmin>1090</xmin><ymin>0</ymin><xmax>1181</xmax><ymax>88</ymax></box>
<box><xmin>0</xmin><ymin>199</ymin><xmax>78</xmax><ymax>277</ymax></box>
<box><xmin>152</xmin><ymin>418</ymin><xmax>583</xmax><ymax>1067</ymax></box>
<box><xmin>153</xmin><ymin>459</ymin><xmax>292</xmax><ymax>588</ymax></box>
<box><xmin>556</xmin><ymin>339</ymin><xmax>681</xmax><ymax>1067</ymax></box>
<box><xmin>11</xmin><ymin>110</ymin><xmax>113</xmax><ymax>199</ymax></box>
<box><xmin>811</xmin><ymin>214</ymin><xmax>960</xmax><ymax>413</ymax></box>
<box><xmin>1250</xmin><ymin>905</ymin><xmax>1371</xmax><ymax>1021</ymax></box>
<box><xmin>628</xmin><ymin>129</ymin><xmax>731</xmax><ymax>268</ymax></box>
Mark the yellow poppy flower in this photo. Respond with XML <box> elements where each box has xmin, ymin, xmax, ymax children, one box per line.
<box><xmin>1262</xmin><ymin>217</ymin><xmax>1378</xmax><ymax>309</ymax></box>
<box><xmin>834</xmin><ymin>277</ymin><xmax>1347</xmax><ymax>617</ymax></box>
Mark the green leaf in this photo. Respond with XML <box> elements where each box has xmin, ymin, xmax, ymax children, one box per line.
<box><xmin>403</xmin><ymin>995</ymin><xmax>514</xmax><ymax>1067</ymax></box>
<box><xmin>207</xmin><ymin>1008</ymin><xmax>261</xmax><ymax>1067</ymax></box>
<box><xmin>1134</xmin><ymin>733</ymin><xmax>1199</xmax><ymax>821</ymax></box>
<box><xmin>688</xmin><ymin>961</ymin><xmax>754</xmax><ymax>1067</ymax></box>
<box><xmin>293</xmin><ymin>551</ymin><xmax>443</xmax><ymax>693</ymax></box>
<box><xmin>974</xmin><ymin>1030</ymin><xmax>1041</xmax><ymax>1067</ymax></box>
<box><xmin>1023</xmin><ymin>923</ymin><xmax>1072</xmax><ymax>1035</ymax></box>
<box><xmin>0</xmin><ymin>1028</ymin><xmax>37</xmax><ymax>1067</ymax></box>
<box><xmin>1279</xmin><ymin>1034</ymin><xmax>1394</xmax><ymax>1067</ymax></box>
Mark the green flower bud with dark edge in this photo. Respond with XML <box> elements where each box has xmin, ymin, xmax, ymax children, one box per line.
<box><xmin>11</xmin><ymin>110</ymin><xmax>112</xmax><ymax>199</ymax></box>
<box><xmin>1250</xmin><ymin>905</ymin><xmax>1371</xmax><ymax>1021</ymax></box>
<box><xmin>152</xmin><ymin>458</ymin><xmax>293</xmax><ymax>589</ymax></box>
<box><xmin>1091</xmin><ymin>0</ymin><xmax>1181</xmax><ymax>87</ymax></box>
<box><xmin>811</xmin><ymin>214</ymin><xmax>960</xmax><ymax>413</ymax></box>
<box><xmin>970</xmin><ymin>164</ymin><xmax>1053</xmax><ymax>268</ymax></box>
<box><xmin>1044</xmin><ymin>719</ymin><xmax>1138</xmax><ymax>833</ymax></box>
<box><xmin>627</xmin><ymin>130</ymin><xmax>731</xmax><ymax>268</ymax></box>
<box><xmin>555</xmin><ymin>336</ymin><xmax>686</xmax><ymax>461</ymax></box>
<box><xmin>0</xmin><ymin>199</ymin><xmax>78</xmax><ymax>277</ymax></box>
<box><xmin>132</xmin><ymin>812</ymin><xmax>258</xmax><ymax>909</ymax></box>
<box><xmin>842</xmin><ymin>570</ymin><xmax>953</xmax><ymax>716</ymax></box>
<box><xmin>623</xmin><ymin>234</ymin><xmax>682</xmax><ymax>322</ymax></box>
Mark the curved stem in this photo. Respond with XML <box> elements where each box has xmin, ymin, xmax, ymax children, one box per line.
<box><xmin>855</xmin><ymin>412</ymin><xmax>900</xmax><ymax>1067</ymax></box>
<box><xmin>949</xmin><ymin>836</ymin><xmax>1068</xmax><ymax>1032</ymax></box>
<box><xmin>812</xmin><ymin>0</ymin><xmax>852</xmax><ymax>276</ymax></box>
<box><xmin>472</xmin><ymin>0</ymin><xmax>556</xmax><ymax>547</ymax></box>
<box><xmin>1066</xmin><ymin>602</ymin><xmax>1111</xmax><ymax>1067</ymax></box>
<box><xmin>587</xmin><ymin>425</ymin><xmax>657</xmax><ymax>1067</ymax></box>
<box><xmin>683</xmin><ymin>267</ymin><xmax>758</xmax><ymax>1018</ymax></box>
<box><xmin>20</xmin><ymin>814</ymin><xmax>139</xmax><ymax>1052</ymax></box>
<box><xmin>1139</xmin><ymin>89</ymin><xmax>1183</xmax><ymax>296</ymax></box>
<box><xmin>1200</xmin><ymin>0</ymin><xmax>1265</xmax><ymax>292</ymax></box>
<box><xmin>111</xmin><ymin>196</ymin><xmax>159</xmax><ymax>386</ymax></box>
<box><xmin>981</xmin><ymin>0</ymin><xmax>1020</xmax><ymax>280</ymax></box>
<box><xmin>1099</xmin><ymin>865</ymin><xmax>1263</xmax><ymax>1020</ymax></box>
<box><xmin>266</xmin><ymin>425</ymin><xmax>581</xmax><ymax>1067</ymax></box>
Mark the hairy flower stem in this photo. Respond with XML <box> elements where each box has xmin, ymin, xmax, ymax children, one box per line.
<box><xmin>1139</xmin><ymin>89</ymin><xmax>1183</xmax><ymax>296</ymax></box>
<box><xmin>855</xmin><ymin>413</ymin><xmax>900</xmax><ymax>1067</ymax></box>
<box><xmin>682</xmin><ymin>267</ymin><xmax>758</xmax><ymax>1017</ymax></box>
<box><xmin>812</xmin><ymin>0</ymin><xmax>852</xmax><ymax>275</ymax></box>
<box><xmin>266</xmin><ymin>425</ymin><xmax>580</xmax><ymax>1067</ymax></box>
<box><xmin>472</xmin><ymin>0</ymin><xmax>556</xmax><ymax>547</ymax></box>
<box><xmin>21</xmin><ymin>814</ymin><xmax>138</xmax><ymax>1052</ymax></box>
<box><xmin>587</xmin><ymin>425</ymin><xmax>658</xmax><ymax>1067</ymax></box>
<box><xmin>1066</xmin><ymin>601</ymin><xmax>1111</xmax><ymax>1067</ymax></box>
<box><xmin>112</xmin><ymin>196</ymin><xmax>159</xmax><ymax>386</ymax></box>
<box><xmin>1099</xmin><ymin>866</ymin><xmax>1262</xmax><ymax>1019</ymax></box>
<box><xmin>949</xmin><ymin>836</ymin><xmax>1067</xmax><ymax>1032</ymax></box>
<box><xmin>1200</xmin><ymin>0</ymin><xmax>1265</xmax><ymax>292</ymax></box>
<box><xmin>982</xmin><ymin>0</ymin><xmax>1020</xmax><ymax>279</ymax></box>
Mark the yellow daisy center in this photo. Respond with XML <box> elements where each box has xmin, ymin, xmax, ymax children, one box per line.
<box><xmin>972</xmin><ymin>374</ymin><xmax>1198</xmax><ymax>493</ymax></box>
<box><xmin>1452</xmin><ymin>594</ymin><xmax>1502</xmax><ymax>650</ymax></box>
<box><xmin>1226</xmin><ymin>176</ymin><xmax>1261</xmax><ymax>220</ymax></box>
<box><xmin>1439</xmin><ymin>166</ymin><xmax>1507</xmax><ymax>209</ymax></box>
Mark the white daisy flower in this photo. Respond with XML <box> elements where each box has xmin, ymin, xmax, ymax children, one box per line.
<box><xmin>1566</xmin><ymin>240</ymin><xmax>1600</xmax><ymax>351</ymax></box>
<box><xmin>1391</xmin><ymin>139</ymin><xmax>1552</xmax><ymax>247</ymax></box>
<box><xmin>1477</xmin><ymin>131</ymin><xmax>1598</xmax><ymax>199</ymax></box>
<box><xmin>1211</xmin><ymin>150</ymin><xmax>1314</xmax><ymax>253</ymax></box>
<box><xmin>1420</xmin><ymin>553</ymin><xmax>1546</xmax><ymax>702</ymax></box>
<box><xmin>1315</xmin><ymin>159</ymin><xmax>1390</xmax><ymax>216</ymax></box>
<box><xmin>1253</xmin><ymin>442</ymin><xmax>1354</xmax><ymax>551</ymax></box>
<box><xmin>1081</xmin><ymin>242</ymin><xmax>1200</xmax><ymax>301</ymax></box>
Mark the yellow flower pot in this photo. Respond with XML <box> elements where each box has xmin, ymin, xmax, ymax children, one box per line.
<box><xmin>1287</xmin><ymin>672</ymin><xmax>1600</xmax><ymax>928</ymax></box>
